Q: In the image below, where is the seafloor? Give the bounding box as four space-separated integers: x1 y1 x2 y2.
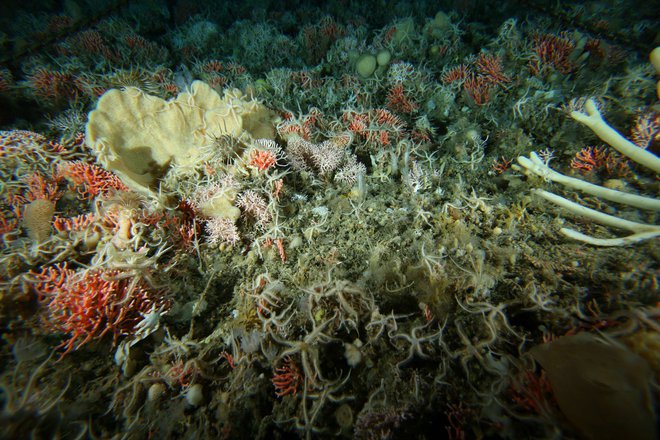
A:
0 1 658 439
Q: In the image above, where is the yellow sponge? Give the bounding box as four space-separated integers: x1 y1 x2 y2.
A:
86 81 275 195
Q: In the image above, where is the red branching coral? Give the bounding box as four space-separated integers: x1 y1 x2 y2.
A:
32 263 168 356
271 356 303 397
27 68 81 106
60 161 128 199
386 83 419 114
530 33 576 75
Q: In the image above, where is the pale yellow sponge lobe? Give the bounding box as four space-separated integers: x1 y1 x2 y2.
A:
86 81 276 195
650 47 660 99
650 46 660 74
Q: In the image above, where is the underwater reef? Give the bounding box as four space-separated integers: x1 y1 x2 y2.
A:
0 1 658 439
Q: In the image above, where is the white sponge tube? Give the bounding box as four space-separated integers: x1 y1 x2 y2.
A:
570 99 660 173
516 152 660 211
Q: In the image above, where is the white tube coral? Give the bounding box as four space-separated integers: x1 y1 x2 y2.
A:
570 99 660 173
515 111 659 246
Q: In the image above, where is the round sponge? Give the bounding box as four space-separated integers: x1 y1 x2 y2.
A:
356 54 377 78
